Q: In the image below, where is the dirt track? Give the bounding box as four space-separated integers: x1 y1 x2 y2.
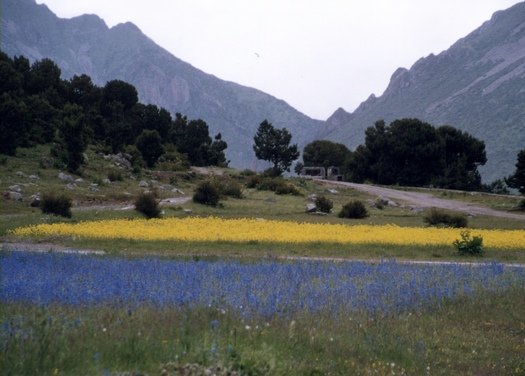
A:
324 181 525 221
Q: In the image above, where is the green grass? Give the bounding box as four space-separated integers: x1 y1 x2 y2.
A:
2 287 524 375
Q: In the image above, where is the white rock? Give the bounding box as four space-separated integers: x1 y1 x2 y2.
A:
139 180 149 188
9 184 22 192
58 172 74 182
306 203 317 212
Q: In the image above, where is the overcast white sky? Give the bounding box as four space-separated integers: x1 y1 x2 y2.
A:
37 0 522 120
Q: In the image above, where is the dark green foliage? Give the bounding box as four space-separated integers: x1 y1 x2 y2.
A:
453 230 484 256
423 208 468 228
123 145 145 169
253 120 300 176
0 51 228 169
169 114 228 167
0 93 29 155
41 193 72 218
107 170 124 182
57 104 88 173
274 181 300 195
302 140 350 169
193 181 221 206
346 119 486 190
338 200 369 219
506 149 525 194
516 199 525 211
215 177 244 198
134 192 161 219
315 195 333 213
135 129 164 168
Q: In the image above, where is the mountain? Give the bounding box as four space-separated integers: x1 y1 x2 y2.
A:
320 2 525 182
0 0 323 168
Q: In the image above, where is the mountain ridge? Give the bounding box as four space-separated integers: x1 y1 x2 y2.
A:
320 2 525 182
1 0 323 168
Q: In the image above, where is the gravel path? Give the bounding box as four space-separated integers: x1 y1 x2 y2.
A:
324 181 525 221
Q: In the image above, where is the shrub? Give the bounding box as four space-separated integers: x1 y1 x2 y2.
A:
193 180 220 206
134 192 161 218
423 208 467 228
453 230 484 256
274 181 300 195
107 170 123 182
245 174 262 189
516 199 525 211
41 193 72 218
315 195 333 213
338 200 368 219
217 178 243 198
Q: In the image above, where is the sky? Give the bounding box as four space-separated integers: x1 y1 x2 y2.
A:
36 0 522 120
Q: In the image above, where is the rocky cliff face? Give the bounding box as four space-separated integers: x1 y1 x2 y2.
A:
1 0 323 168
320 2 525 182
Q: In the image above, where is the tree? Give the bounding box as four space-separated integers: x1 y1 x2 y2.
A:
57 104 88 173
345 118 486 189
302 140 350 169
136 129 164 168
101 79 138 113
0 93 29 155
506 149 525 194
253 120 299 176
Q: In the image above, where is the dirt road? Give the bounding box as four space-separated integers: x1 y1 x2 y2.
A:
324 181 525 221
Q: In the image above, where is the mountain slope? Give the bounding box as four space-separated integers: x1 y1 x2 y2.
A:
1 0 323 168
321 2 525 182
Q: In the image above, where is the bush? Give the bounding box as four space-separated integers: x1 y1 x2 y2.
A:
315 195 333 213
107 170 123 182
217 178 243 198
274 182 301 195
423 208 467 228
193 180 220 206
338 200 368 219
41 193 72 218
516 199 525 211
245 174 262 189
134 192 161 218
453 230 484 256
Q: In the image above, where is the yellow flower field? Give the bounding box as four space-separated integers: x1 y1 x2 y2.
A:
10 217 525 249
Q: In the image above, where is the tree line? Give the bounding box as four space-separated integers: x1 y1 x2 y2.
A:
0 51 228 172
253 118 524 194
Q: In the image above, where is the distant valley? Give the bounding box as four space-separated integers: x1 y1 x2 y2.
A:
2 0 524 181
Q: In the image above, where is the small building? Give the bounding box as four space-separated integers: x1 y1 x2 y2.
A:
300 166 343 181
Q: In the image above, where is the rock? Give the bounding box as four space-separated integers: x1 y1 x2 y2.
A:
102 178 111 184
15 171 26 177
183 209 193 214
307 194 318 202
410 206 424 214
28 175 40 180
5 191 23 201
306 203 317 212
171 188 185 194
75 178 84 183
326 188 338 194
367 199 377 208
8 184 22 193
65 183 77 190
58 172 74 182
139 180 149 188
89 185 99 192
29 193 41 207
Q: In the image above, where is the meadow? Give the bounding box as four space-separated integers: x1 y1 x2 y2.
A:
2 251 525 375
2 146 525 374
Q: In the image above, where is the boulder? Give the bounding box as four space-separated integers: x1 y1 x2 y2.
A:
5 191 23 201
15 171 26 178
58 172 74 182
28 174 40 180
307 194 318 202
65 183 77 190
306 203 317 212
29 193 41 207
8 184 22 192
326 188 338 194
102 178 111 185
139 180 149 188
